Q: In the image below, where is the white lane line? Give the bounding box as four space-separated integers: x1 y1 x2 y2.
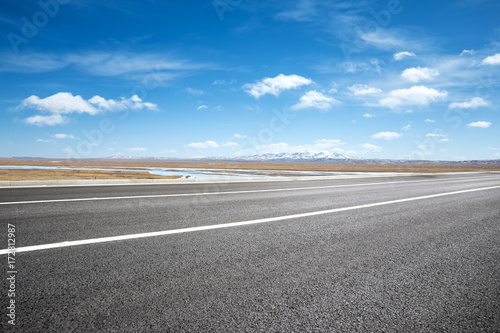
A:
2 184 499 255
1 176 499 206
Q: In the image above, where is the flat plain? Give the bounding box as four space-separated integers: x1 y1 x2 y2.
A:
1 158 500 181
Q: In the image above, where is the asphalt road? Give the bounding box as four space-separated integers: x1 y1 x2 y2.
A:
1 173 500 332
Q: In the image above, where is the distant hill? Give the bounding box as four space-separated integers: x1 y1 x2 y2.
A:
108 152 500 166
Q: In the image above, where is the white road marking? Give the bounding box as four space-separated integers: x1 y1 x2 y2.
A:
1 175 498 206
1 184 499 255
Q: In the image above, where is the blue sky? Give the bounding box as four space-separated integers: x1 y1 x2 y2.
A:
1 0 499 160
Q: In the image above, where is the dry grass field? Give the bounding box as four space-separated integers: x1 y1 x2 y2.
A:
0 159 500 181
0 168 181 181
0 158 499 181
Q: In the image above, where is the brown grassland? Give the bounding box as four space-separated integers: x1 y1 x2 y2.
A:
0 158 499 181
0 168 181 181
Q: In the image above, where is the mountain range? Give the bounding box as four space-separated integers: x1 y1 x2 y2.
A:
108 151 500 165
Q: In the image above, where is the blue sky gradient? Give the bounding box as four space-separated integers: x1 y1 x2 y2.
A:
1 0 499 160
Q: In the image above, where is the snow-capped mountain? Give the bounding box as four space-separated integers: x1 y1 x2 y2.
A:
237 151 356 161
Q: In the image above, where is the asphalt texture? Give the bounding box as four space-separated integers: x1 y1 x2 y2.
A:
1 173 500 332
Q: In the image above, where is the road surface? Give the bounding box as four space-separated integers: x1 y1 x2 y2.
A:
1 173 500 332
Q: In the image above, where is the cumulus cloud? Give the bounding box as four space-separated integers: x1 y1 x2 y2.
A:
379 85 448 109
128 147 147 152
348 84 382 95
243 74 312 98
292 90 338 110
460 49 474 56
19 92 157 126
481 53 500 65
394 51 416 61
467 121 491 128
89 95 157 111
233 133 247 139
360 143 382 152
24 114 67 126
363 113 375 118
187 141 220 149
371 132 401 140
449 97 490 109
401 67 439 83
425 132 449 143
21 92 98 115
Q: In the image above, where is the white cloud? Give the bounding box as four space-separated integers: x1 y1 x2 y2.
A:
52 134 76 139
24 114 67 126
292 90 338 110
197 105 208 110
36 139 52 143
425 119 436 123
394 51 416 61
233 133 247 139
222 141 238 147
20 92 157 126
21 92 98 115
460 49 474 56
348 84 382 95
481 53 500 65
128 147 147 152
363 113 375 118
213 79 236 85
253 139 345 154
371 132 401 140
426 133 447 137
187 141 220 149
243 74 312 98
313 139 345 149
360 143 382 152
360 30 406 49
379 85 448 109
89 95 157 111
186 88 204 96
401 124 411 131
448 97 490 109
467 121 491 128
65 51 202 77
255 143 290 153
401 67 439 83
275 0 317 22
343 62 357 73
0 51 206 87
